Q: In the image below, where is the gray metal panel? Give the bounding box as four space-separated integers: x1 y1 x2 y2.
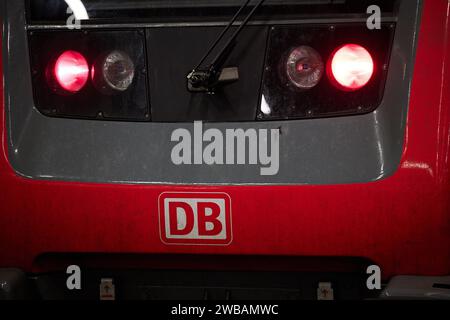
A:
381 276 450 300
0 269 28 300
2 0 422 185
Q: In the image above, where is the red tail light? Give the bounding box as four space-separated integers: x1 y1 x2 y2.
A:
328 44 374 91
31 31 149 121
53 50 89 93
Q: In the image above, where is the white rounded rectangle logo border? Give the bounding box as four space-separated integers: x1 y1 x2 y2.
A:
158 192 233 246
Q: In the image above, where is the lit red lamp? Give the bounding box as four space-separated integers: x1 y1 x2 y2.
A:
53 50 90 93
328 44 374 91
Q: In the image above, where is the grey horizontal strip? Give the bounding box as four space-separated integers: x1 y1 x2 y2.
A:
432 283 450 290
26 17 397 30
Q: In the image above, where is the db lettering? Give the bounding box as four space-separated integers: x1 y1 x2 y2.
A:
159 192 232 245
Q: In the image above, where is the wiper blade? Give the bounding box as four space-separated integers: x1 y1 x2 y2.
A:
191 0 252 74
187 0 266 93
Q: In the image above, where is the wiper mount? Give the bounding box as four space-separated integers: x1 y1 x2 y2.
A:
187 0 266 93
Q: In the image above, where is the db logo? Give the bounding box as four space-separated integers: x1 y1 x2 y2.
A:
158 192 233 245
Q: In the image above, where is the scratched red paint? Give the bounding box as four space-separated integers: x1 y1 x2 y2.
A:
0 0 449 279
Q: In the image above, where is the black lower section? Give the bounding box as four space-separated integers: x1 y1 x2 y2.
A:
29 269 379 300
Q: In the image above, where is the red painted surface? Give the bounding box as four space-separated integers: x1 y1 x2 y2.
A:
0 0 449 280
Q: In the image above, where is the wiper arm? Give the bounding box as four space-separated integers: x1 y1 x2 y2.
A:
187 0 266 93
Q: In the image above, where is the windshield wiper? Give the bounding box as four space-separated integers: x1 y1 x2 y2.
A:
187 0 266 93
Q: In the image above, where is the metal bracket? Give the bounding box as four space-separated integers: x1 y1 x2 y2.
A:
187 67 239 93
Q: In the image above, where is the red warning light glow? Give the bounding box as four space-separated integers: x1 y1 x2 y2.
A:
329 44 374 91
53 51 89 93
